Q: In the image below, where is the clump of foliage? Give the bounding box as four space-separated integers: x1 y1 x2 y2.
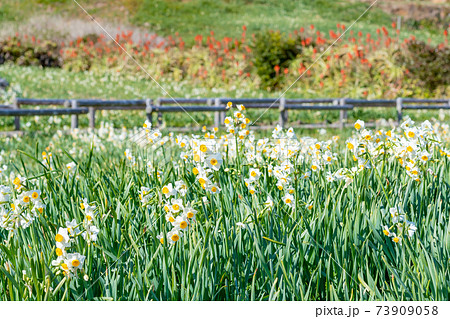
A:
0 37 62 68
251 30 303 89
399 41 450 91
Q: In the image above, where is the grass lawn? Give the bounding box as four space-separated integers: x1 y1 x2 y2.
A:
0 0 446 44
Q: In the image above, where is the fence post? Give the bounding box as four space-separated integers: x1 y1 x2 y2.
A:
212 98 220 128
88 107 95 129
71 100 78 129
219 98 226 125
279 97 287 128
339 98 347 129
12 98 20 131
145 98 153 126
156 98 162 128
396 97 403 124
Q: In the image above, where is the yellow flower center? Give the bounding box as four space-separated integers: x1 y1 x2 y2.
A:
200 145 207 152
173 204 180 211
210 158 218 166
194 154 200 162
55 234 64 242
285 198 292 204
32 192 39 199
56 248 63 256
347 143 354 150
187 211 194 218
61 263 68 270
251 171 257 177
160 237 164 244
354 123 361 130
162 187 169 194
180 221 188 229
393 237 399 243
211 187 217 193
382 230 389 236
171 234 180 242
23 196 30 203
72 259 80 267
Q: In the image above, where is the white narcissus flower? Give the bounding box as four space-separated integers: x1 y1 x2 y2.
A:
406 221 417 238
354 119 365 131
66 162 77 174
286 127 296 139
249 168 261 181
247 185 256 195
326 172 335 182
205 153 223 171
65 252 86 273
282 193 295 208
175 180 188 196
382 225 391 237
157 232 165 244
207 183 221 194
165 212 175 223
183 204 197 220
161 183 177 198
391 233 402 245
167 229 182 244
65 219 80 236
55 227 71 248
82 224 99 242
139 186 152 205
302 170 311 179
172 215 189 230
264 197 274 208
170 198 184 214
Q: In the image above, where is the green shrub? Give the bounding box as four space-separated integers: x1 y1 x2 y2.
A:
0 37 62 68
251 30 302 89
399 41 450 91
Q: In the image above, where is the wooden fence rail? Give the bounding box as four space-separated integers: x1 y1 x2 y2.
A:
0 97 448 132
